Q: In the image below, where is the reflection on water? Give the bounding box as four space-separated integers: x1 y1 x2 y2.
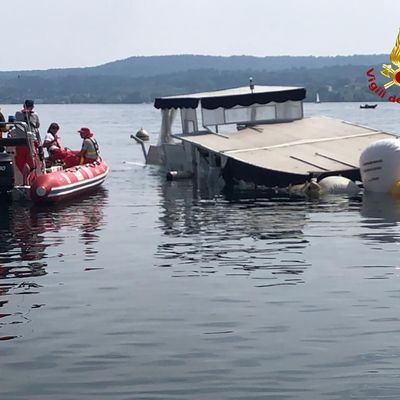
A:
359 192 400 244
3 104 400 399
361 192 400 222
157 179 400 281
157 180 312 285
0 204 50 288
0 188 108 341
0 188 108 266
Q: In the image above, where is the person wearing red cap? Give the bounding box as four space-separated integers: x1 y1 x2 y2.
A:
75 127 99 165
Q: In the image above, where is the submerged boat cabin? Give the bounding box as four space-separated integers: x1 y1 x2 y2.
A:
149 85 394 188
154 85 305 135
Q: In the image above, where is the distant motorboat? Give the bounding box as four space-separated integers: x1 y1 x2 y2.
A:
360 104 378 109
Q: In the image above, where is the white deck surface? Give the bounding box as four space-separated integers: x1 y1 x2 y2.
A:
178 117 396 174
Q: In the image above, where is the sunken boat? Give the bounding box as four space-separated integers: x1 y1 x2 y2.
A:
146 83 394 188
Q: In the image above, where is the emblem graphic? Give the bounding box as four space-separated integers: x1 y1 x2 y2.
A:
381 30 400 89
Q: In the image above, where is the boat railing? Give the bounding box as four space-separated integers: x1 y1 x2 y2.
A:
1 121 39 157
0 121 45 180
0 137 29 147
0 121 34 140
130 134 148 162
0 121 32 150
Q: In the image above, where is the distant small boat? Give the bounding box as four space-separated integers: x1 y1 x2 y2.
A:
360 104 378 109
315 92 320 104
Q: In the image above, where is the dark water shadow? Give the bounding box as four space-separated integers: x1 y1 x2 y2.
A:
154 176 369 286
155 179 316 283
0 188 109 340
0 187 108 281
361 192 400 222
359 192 400 244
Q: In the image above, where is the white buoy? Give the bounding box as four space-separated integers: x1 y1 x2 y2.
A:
287 176 360 196
318 176 360 194
360 138 400 194
136 127 149 141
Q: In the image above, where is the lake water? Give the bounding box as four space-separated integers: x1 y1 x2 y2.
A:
1 102 400 399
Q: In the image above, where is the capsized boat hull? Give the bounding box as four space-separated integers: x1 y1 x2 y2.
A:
178 116 394 188
30 159 109 204
222 157 361 188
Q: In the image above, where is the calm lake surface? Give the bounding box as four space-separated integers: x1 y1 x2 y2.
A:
1 102 400 399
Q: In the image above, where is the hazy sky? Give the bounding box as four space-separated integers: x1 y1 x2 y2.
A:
2 0 400 71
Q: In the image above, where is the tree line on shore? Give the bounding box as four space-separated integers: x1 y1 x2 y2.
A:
0 54 388 104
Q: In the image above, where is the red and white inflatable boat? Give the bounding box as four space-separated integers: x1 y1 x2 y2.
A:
0 122 109 204
30 159 109 203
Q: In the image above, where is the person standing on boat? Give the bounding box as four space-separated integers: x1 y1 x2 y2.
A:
0 107 11 152
7 100 43 183
76 127 99 164
0 108 10 136
15 99 41 143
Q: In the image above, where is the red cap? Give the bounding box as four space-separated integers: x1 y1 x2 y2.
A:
78 127 93 137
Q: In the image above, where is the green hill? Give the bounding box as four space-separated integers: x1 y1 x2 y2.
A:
0 54 388 103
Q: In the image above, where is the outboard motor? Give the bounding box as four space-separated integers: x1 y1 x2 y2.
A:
0 152 14 194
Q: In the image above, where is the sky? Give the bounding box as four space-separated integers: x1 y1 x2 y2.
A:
2 0 400 71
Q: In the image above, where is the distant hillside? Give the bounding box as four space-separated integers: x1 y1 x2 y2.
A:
86 54 388 78
0 54 387 78
0 54 388 103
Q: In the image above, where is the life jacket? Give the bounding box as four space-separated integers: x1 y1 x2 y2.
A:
20 110 39 130
47 132 62 152
17 110 41 144
81 137 99 163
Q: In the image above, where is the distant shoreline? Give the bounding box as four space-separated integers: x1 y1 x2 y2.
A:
0 54 388 104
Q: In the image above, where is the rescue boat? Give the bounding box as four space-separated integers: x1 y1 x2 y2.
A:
0 121 109 204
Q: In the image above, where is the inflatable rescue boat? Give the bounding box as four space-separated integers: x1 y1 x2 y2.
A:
0 121 108 204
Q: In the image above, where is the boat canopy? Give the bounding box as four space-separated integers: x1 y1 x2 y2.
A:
154 86 306 110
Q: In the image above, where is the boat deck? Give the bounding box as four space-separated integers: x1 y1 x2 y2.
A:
177 116 395 176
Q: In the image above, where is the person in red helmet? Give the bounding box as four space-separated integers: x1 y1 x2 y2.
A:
75 127 99 165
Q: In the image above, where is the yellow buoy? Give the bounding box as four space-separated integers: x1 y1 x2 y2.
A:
389 181 400 197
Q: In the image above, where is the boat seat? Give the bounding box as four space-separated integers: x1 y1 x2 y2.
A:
46 165 63 173
45 158 64 169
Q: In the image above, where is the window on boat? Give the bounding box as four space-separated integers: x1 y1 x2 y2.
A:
201 101 303 131
276 101 303 120
180 108 198 134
